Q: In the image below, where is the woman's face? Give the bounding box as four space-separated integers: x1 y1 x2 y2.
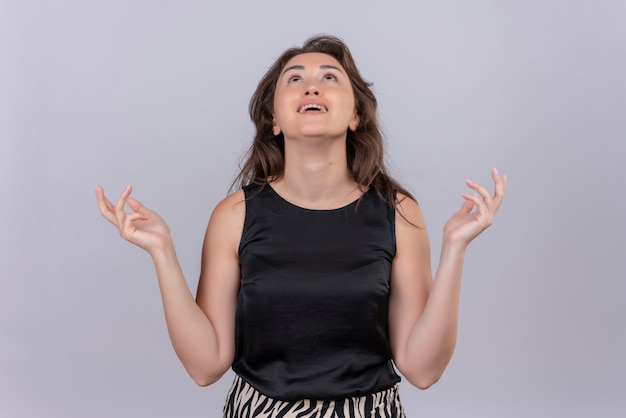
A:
272 52 359 140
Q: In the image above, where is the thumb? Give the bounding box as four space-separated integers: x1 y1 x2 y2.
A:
127 196 149 214
458 198 475 215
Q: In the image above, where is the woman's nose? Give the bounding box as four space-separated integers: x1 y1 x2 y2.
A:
305 85 319 95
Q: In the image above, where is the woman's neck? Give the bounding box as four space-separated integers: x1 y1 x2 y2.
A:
271 137 361 210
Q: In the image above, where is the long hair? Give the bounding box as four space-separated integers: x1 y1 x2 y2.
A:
233 35 414 206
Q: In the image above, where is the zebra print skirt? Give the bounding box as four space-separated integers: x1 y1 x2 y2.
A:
223 374 406 418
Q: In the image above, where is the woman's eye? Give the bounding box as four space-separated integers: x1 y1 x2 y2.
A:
288 75 302 83
324 73 337 81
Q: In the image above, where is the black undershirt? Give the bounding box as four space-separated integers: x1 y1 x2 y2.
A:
233 183 401 401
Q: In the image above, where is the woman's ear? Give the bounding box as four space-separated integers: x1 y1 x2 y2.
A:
272 119 281 136
348 113 360 132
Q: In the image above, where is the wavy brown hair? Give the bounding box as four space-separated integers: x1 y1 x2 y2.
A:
233 35 414 207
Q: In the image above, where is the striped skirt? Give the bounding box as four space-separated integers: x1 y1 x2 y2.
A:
223 374 406 418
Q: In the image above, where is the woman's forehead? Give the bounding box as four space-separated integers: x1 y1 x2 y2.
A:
281 52 344 72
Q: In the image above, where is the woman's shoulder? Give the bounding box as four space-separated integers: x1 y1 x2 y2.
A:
393 191 424 228
209 189 246 227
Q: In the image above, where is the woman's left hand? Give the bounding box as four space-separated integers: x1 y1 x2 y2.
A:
443 168 506 250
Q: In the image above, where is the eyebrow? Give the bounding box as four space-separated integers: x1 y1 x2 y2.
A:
281 64 345 77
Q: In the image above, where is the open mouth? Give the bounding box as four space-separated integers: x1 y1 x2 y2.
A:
298 103 328 113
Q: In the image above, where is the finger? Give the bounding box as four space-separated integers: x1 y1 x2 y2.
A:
461 192 484 211
95 185 118 225
457 196 476 215
125 211 149 224
491 167 500 183
465 180 492 205
114 184 133 225
118 206 152 240
462 192 494 227
127 196 149 216
492 168 506 209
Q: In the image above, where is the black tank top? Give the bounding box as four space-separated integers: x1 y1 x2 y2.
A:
233 183 401 401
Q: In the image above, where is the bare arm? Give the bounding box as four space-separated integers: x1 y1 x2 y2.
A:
389 169 506 389
95 185 243 386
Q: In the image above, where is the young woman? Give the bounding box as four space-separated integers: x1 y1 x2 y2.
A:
96 35 506 417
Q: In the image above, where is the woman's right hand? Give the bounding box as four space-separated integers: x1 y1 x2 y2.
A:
95 184 172 255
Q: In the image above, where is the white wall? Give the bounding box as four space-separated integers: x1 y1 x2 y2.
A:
1 0 625 416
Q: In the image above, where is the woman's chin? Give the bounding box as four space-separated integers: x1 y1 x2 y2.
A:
284 127 347 141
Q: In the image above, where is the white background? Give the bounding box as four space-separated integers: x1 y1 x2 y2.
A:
1 0 625 416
